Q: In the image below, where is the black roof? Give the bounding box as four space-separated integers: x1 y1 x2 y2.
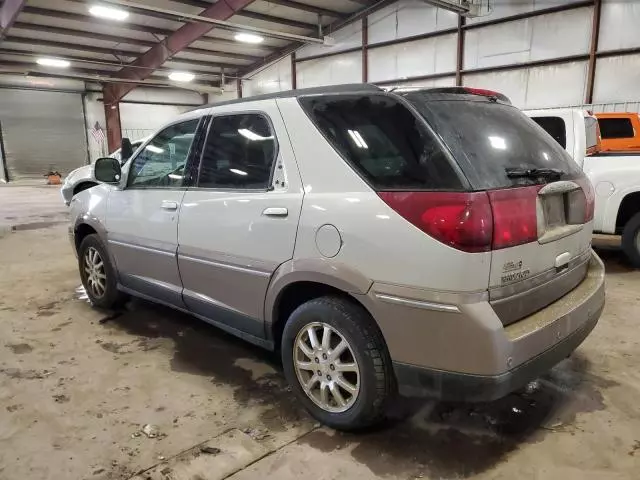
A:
199 83 383 110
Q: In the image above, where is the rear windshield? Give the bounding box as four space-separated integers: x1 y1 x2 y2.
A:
405 94 583 189
298 94 464 191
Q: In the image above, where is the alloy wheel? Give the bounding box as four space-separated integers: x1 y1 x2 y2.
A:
293 322 360 413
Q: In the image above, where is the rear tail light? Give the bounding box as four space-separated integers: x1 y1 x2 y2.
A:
574 177 595 222
377 192 493 252
378 186 541 252
487 186 540 249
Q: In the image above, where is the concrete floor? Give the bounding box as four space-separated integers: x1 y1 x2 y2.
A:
1 186 639 480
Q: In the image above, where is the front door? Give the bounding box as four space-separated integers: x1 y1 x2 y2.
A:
177 102 303 339
106 117 201 307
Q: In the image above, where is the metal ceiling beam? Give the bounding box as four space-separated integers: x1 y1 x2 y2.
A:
235 10 315 30
5 36 140 58
4 37 241 71
15 19 261 61
21 6 271 55
12 21 157 47
99 0 324 43
0 0 26 40
0 48 228 79
263 0 343 18
145 0 327 27
104 0 256 103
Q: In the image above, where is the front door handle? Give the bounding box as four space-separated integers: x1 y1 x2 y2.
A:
161 200 178 211
262 207 288 217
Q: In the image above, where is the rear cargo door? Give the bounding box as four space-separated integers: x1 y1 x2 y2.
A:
407 95 593 322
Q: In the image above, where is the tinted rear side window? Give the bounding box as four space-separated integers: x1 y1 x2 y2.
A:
598 118 634 139
530 116 566 149
299 95 464 191
406 95 582 190
198 114 276 189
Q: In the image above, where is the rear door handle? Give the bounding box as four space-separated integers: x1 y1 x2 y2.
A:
161 200 178 211
262 207 288 217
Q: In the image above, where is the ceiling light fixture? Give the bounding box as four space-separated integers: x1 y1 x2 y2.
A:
168 71 195 82
36 58 71 68
89 5 129 21
234 33 264 44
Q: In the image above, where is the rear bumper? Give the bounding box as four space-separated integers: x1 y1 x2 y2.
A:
357 250 605 402
392 303 601 401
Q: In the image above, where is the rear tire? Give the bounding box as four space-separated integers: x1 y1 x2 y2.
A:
78 234 127 309
281 296 395 431
621 212 640 268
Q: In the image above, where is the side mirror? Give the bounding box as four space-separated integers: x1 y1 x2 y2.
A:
94 157 122 184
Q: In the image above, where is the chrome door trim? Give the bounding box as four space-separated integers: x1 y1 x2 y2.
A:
108 240 176 257
374 293 460 313
179 254 271 277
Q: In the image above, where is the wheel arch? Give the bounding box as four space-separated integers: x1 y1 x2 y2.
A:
265 260 374 349
615 191 640 233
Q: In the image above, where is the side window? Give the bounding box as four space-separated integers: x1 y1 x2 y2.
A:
128 119 199 188
299 95 462 190
530 116 567 149
198 114 276 189
598 118 634 139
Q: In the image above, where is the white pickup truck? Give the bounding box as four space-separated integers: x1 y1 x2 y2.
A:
526 108 640 266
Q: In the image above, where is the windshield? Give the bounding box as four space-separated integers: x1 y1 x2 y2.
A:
405 95 583 190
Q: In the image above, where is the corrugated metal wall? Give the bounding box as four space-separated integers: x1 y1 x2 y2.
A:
0 89 88 179
243 0 640 112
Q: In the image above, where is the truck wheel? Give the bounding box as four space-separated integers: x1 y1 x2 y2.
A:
622 212 640 268
281 296 395 431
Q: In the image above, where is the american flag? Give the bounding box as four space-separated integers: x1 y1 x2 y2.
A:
90 122 105 144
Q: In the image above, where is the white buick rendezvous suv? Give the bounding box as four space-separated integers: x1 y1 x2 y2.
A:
68 84 605 430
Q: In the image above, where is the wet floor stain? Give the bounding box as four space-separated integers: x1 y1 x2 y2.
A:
98 298 308 431
6 343 33 354
84 297 619 478
300 355 617 478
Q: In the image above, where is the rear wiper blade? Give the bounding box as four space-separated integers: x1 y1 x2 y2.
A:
505 167 565 179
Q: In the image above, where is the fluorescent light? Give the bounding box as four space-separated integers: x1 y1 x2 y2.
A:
168 71 195 82
145 145 164 154
348 129 368 149
488 136 507 150
238 128 273 141
36 58 70 68
89 5 129 21
230 168 248 176
235 33 264 44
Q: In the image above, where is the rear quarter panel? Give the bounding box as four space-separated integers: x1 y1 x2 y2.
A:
276 97 491 293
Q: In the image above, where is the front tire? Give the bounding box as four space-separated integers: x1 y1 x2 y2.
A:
281 296 395 431
78 234 127 309
622 212 640 268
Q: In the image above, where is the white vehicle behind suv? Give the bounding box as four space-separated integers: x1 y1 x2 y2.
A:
526 109 640 265
69 85 605 430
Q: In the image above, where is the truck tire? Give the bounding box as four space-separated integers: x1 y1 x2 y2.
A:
281 296 395 431
622 212 640 268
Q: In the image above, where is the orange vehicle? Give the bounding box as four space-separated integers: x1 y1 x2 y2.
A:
595 113 640 152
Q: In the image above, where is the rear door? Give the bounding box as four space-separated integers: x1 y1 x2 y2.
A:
177 101 303 338
407 95 594 323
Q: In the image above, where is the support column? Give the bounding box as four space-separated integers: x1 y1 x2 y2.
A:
362 16 369 83
103 88 122 154
236 77 243 99
455 15 465 86
585 0 602 104
291 52 297 89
